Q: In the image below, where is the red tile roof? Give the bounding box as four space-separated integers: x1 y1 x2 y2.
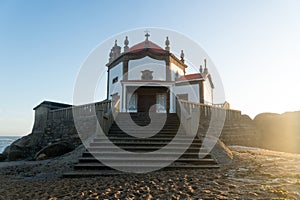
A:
178 73 203 81
121 80 174 83
128 40 166 53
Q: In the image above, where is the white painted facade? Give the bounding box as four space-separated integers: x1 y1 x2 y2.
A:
173 84 200 103
170 63 184 81
106 38 214 113
203 80 213 105
108 62 122 100
128 57 166 81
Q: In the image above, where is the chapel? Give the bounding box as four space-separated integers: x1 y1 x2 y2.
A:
106 33 214 113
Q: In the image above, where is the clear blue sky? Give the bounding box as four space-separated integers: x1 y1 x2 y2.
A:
0 0 299 136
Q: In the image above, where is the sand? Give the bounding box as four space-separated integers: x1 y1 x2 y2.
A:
0 146 300 199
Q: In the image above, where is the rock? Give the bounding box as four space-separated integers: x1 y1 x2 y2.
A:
3 133 43 161
254 112 280 122
212 139 233 164
7 150 26 161
0 153 6 161
254 111 300 153
199 135 233 164
34 141 75 160
36 153 47 160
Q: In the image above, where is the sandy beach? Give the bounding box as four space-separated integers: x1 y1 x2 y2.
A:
0 146 299 199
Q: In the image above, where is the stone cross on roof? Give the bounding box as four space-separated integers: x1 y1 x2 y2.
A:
144 30 150 41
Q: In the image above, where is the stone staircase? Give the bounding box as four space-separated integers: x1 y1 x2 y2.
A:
63 113 218 177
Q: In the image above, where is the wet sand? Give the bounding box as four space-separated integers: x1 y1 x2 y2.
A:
0 146 299 199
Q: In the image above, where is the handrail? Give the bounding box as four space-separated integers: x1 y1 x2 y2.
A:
179 99 239 112
178 99 241 120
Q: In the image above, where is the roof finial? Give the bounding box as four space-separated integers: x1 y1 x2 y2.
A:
165 36 170 51
111 40 121 60
180 50 185 63
200 65 203 73
203 58 208 74
144 30 150 48
144 30 150 41
109 49 113 63
124 36 129 52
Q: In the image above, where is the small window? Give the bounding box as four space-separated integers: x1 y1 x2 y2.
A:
112 77 118 84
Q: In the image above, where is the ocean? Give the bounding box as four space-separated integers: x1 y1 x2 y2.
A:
0 136 20 153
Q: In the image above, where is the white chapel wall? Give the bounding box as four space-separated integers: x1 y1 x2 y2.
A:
108 62 123 100
174 84 199 103
128 57 166 80
170 63 184 81
203 80 213 104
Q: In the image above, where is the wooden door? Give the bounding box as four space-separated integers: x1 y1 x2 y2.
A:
138 94 156 112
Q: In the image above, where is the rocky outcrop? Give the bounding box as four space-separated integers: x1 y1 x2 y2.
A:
211 139 233 164
198 113 261 148
2 101 81 161
3 128 81 161
199 135 233 164
34 141 75 160
220 114 261 147
2 100 112 161
0 153 6 161
254 111 300 153
3 133 44 161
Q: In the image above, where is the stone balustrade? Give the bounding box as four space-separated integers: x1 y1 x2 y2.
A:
47 100 113 135
178 99 241 120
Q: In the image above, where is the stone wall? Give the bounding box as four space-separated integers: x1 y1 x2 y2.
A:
178 100 261 148
41 100 114 147
3 99 263 161
220 115 261 147
2 100 113 161
4 98 299 161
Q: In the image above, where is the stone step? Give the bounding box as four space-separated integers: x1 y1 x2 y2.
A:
116 119 180 121
106 133 182 138
107 132 181 136
73 161 217 170
104 135 189 139
87 146 207 153
93 137 201 142
110 125 179 131
114 119 180 122
116 114 178 118
112 119 180 123
109 127 180 131
114 116 179 119
117 113 178 116
113 120 180 124
81 152 212 159
78 157 215 164
106 133 186 138
112 123 179 126
89 142 203 148
64 112 219 178
107 131 181 135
